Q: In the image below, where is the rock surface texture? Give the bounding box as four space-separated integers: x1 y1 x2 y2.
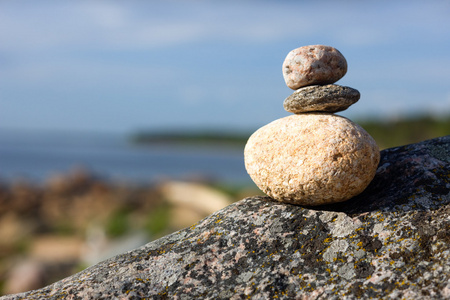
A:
244 113 380 205
282 45 347 90
2 136 449 299
283 84 360 113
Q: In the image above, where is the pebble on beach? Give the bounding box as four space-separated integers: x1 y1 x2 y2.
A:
282 45 347 90
283 84 360 114
244 114 380 206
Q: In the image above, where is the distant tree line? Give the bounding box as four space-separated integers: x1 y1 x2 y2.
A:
358 115 450 149
130 114 450 150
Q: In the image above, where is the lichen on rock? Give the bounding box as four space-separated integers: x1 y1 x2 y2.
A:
1 136 449 300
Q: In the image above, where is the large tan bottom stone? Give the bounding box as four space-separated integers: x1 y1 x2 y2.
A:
244 113 380 205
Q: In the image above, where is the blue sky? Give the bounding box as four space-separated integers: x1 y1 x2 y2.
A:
1 0 450 134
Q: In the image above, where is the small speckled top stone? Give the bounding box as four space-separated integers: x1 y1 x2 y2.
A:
284 84 360 113
244 113 380 206
282 45 347 90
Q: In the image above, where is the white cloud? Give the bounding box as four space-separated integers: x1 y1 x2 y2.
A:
1 1 450 132
0 1 322 52
179 85 208 105
1 1 449 52
77 2 129 29
0 56 184 97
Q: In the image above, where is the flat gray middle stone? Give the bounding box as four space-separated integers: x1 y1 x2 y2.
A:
283 84 360 113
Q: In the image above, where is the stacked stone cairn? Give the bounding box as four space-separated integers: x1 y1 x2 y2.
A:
244 45 380 206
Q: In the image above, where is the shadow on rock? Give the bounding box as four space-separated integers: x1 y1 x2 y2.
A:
317 136 450 215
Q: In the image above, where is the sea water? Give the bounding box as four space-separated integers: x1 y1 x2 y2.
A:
0 129 251 185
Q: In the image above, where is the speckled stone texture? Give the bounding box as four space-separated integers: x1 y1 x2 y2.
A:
2 136 450 300
244 113 380 205
284 84 360 113
283 45 347 90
